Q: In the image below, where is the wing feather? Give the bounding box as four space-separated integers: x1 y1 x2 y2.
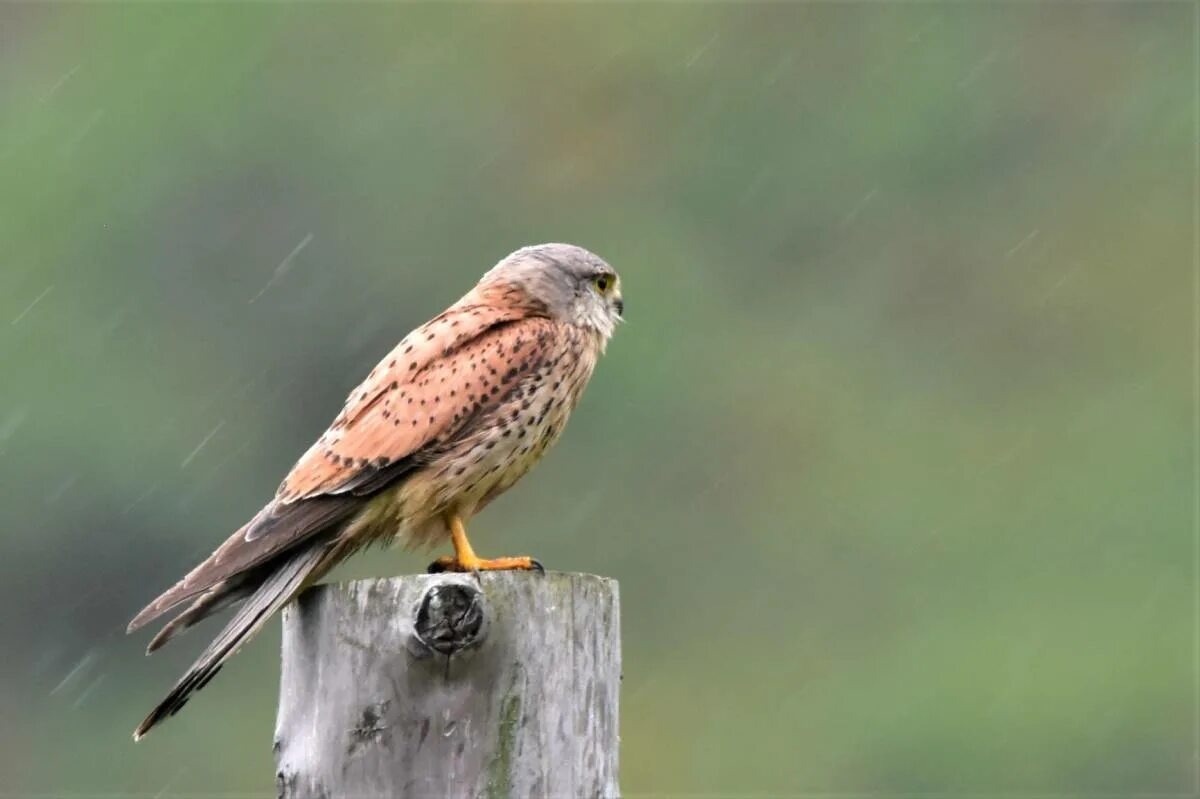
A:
275 287 554 502
126 496 358 632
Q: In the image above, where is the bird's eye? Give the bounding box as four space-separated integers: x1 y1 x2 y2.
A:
593 274 612 293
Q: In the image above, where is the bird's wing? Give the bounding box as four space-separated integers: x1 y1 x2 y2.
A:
129 293 559 633
275 288 554 502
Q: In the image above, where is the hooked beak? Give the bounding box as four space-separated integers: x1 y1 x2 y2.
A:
614 297 625 319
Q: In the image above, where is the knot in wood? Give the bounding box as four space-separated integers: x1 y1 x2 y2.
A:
413 581 486 656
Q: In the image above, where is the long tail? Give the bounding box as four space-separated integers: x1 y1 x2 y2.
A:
132 543 328 740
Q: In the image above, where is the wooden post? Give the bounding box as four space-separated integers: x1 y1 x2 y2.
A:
273 572 620 798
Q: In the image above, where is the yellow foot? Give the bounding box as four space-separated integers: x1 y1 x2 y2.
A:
427 555 544 574
432 512 544 575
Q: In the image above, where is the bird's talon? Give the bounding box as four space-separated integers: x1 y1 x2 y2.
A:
426 556 455 574
425 554 542 574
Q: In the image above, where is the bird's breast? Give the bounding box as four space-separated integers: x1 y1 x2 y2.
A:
427 340 596 516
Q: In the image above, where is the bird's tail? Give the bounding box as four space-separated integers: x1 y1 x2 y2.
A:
132 543 328 741
145 579 256 654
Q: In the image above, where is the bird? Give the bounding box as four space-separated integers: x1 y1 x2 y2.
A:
126 243 623 740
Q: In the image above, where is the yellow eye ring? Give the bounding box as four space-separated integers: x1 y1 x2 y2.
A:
593 274 613 293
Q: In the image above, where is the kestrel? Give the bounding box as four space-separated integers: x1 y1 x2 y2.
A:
127 243 623 740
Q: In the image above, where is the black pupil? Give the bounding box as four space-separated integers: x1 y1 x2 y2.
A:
597 276 608 290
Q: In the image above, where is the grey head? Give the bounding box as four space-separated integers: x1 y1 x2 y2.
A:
482 243 624 340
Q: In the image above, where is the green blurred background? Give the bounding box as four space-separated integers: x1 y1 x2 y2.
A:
0 2 1193 795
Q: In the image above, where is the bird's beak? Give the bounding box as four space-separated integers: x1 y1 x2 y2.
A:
614 297 625 319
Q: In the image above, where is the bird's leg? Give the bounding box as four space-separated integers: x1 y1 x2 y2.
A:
427 512 543 574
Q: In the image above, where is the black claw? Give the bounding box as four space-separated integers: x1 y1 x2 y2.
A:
426 560 448 574
530 559 545 575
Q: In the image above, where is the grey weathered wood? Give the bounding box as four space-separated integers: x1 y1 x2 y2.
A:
274 572 620 799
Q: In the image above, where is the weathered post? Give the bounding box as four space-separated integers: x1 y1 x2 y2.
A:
273 572 620 798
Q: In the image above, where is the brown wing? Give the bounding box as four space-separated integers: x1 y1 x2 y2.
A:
129 284 556 633
274 283 549 502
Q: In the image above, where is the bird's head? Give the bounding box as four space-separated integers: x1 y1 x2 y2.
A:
481 243 624 342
